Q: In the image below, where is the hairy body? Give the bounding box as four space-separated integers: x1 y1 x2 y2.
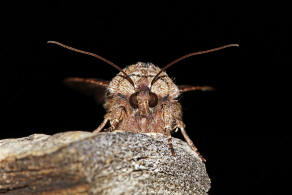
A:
102 62 183 134
94 62 200 158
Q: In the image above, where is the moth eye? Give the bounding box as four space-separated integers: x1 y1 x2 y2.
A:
148 92 158 107
129 92 138 109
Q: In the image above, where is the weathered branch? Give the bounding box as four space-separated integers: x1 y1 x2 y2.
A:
0 131 211 194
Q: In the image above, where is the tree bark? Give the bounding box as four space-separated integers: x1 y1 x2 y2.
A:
0 131 211 194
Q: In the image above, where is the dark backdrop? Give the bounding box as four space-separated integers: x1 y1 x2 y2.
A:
1 1 290 194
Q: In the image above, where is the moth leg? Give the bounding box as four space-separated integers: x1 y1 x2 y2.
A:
161 104 176 156
104 106 127 132
93 118 109 133
104 118 120 132
93 106 126 133
177 120 206 162
166 128 175 156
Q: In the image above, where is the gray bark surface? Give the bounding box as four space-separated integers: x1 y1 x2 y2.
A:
0 131 211 194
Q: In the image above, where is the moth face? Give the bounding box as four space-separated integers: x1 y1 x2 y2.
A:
108 63 180 99
129 89 158 117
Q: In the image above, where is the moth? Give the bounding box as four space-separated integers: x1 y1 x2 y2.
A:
48 41 238 162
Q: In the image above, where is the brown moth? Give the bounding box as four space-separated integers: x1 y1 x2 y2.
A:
48 41 238 162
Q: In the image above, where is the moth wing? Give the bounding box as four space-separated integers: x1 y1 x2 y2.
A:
64 77 109 103
178 85 215 93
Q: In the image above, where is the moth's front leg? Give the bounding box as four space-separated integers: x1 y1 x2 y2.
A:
93 106 126 133
161 103 177 156
161 101 206 162
176 119 206 162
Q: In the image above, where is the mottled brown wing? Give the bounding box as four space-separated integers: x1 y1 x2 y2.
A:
64 77 110 103
178 85 215 93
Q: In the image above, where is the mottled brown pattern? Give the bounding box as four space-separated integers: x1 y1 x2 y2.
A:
93 62 208 161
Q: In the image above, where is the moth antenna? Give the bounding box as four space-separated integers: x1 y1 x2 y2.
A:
151 43 239 87
47 41 135 87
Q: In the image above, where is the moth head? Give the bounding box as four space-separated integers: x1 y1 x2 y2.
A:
129 86 158 117
47 41 239 113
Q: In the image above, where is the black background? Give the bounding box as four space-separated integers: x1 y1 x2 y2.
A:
1 1 290 194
